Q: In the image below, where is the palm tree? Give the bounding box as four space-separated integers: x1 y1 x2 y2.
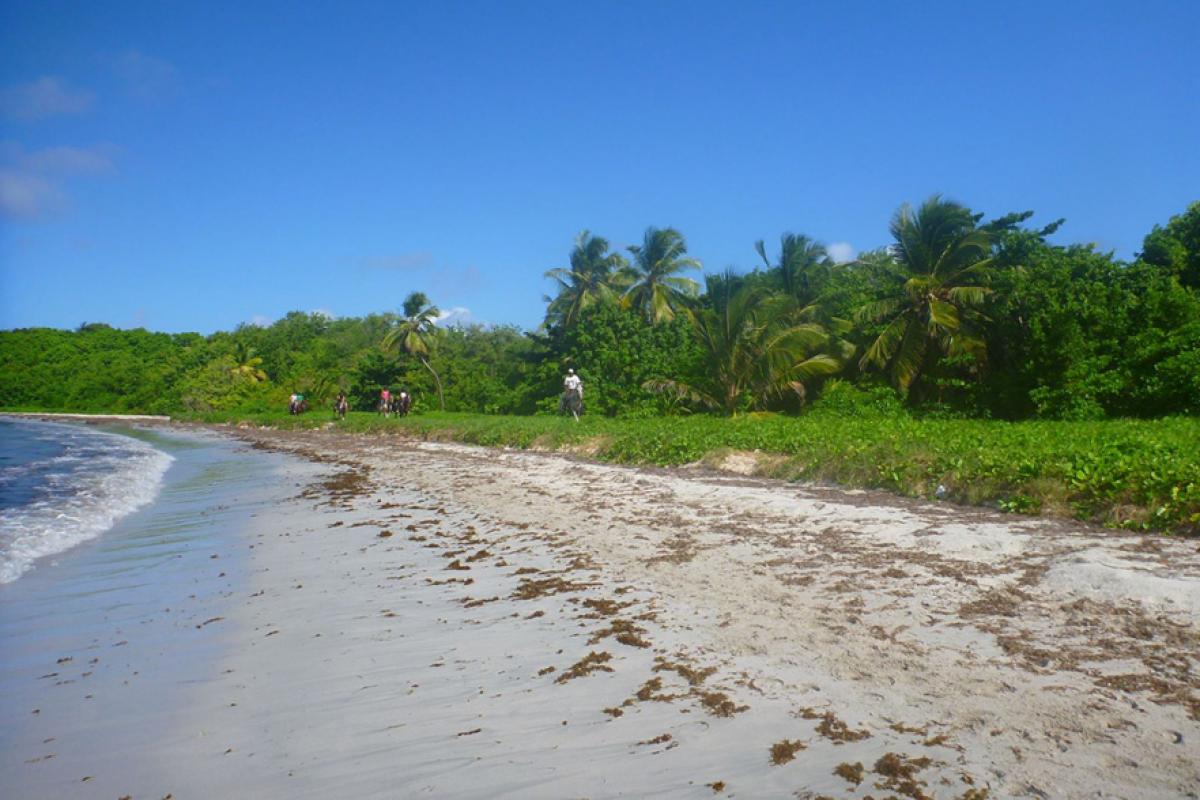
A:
754 233 831 305
383 291 445 410
229 342 267 383
623 227 701 323
543 231 628 328
645 275 845 415
857 196 994 395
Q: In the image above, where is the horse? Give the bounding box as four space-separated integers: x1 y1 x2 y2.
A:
334 395 348 420
396 392 412 416
289 397 309 415
559 387 583 421
378 395 392 417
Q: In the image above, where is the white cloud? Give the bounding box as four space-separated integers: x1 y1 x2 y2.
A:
3 142 117 175
827 242 856 264
311 308 335 320
248 315 273 327
433 306 474 327
0 143 118 220
112 51 179 100
0 76 95 121
0 170 64 218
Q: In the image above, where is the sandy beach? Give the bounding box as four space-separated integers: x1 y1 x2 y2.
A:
3 423 1198 798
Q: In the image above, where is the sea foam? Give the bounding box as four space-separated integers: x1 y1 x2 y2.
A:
0 422 174 583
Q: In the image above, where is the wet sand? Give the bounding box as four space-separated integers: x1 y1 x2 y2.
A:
3 423 1198 798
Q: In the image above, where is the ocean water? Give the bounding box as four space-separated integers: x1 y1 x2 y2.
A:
0 420 319 798
0 418 174 584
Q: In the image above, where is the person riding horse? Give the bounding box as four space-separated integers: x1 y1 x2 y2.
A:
396 390 412 416
289 392 308 415
334 392 348 420
379 387 392 416
560 369 584 420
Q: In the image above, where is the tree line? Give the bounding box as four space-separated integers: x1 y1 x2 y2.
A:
1 196 1196 419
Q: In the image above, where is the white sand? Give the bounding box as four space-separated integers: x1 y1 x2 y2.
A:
6 425 1199 798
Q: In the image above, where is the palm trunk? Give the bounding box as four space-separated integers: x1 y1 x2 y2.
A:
420 356 445 411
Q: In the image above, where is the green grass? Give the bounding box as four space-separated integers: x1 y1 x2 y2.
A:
182 408 1200 535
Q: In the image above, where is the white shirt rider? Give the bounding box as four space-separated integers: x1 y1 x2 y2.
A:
563 369 583 397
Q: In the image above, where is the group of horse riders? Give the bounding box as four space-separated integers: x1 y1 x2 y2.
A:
289 369 586 419
377 387 412 417
287 389 405 418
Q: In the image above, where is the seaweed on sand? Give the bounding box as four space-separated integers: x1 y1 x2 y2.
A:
873 753 933 799
697 690 748 717
769 739 806 765
588 618 651 648
512 575 592 600
554 651 614 684
815 711 871 743
833 762 864 785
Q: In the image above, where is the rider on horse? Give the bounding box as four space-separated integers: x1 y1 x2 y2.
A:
564 369 583 399
560 368 584 419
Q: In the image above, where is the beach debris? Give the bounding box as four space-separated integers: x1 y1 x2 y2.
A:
834 761 864 785
512 575 592 600
706 781 726 793
456 728 482 737
636 732 673 746
872 752 932 797
629 676 683 704
653 657 716 686
555 651 614 683
769 739 806 765
197 617 225 628
377 530 393 538
580 597 633 617
815 711 871 743
445 559 470 571
696 690 748 717
588 617 651 648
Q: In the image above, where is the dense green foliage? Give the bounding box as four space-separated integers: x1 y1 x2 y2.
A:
2 196 1196 421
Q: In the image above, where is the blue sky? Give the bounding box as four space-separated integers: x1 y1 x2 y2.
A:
2 0 1197 334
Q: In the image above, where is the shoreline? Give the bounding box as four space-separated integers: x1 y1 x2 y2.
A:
0 423 319 799
3 422 1198 797
1 412 173 422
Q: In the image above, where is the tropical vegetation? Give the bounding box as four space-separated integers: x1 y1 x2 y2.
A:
2 196 1197 531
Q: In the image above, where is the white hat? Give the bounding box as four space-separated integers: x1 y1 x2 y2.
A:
567 368 575 374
